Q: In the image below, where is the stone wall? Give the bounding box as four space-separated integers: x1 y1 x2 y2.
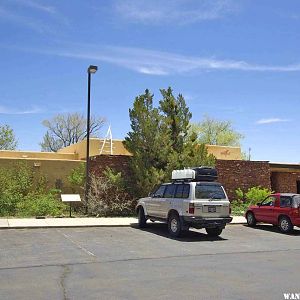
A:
90 154 135 195
90 155 132 178
216 160 271 200
90 155 273 201
271 172 300 193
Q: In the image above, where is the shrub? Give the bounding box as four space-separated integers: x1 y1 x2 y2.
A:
245 186 271 205
17 190 67 217
235 188 244 201
0 162 68 217
231 186 272 216
103 167 125 189
230 200 250 216
87 171 135 217
68 163 85 193
0 163 34 216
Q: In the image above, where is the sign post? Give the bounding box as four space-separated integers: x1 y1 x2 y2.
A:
61 194 82 217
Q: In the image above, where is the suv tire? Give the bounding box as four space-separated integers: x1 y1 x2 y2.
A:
246 212 257 227
168 213 182 238
205 227 223 237
138 207 147 228
279 216 293 233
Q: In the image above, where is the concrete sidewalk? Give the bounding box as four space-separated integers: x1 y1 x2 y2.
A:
0 216 246 229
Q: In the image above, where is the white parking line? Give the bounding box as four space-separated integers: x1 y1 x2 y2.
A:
55 229 96 258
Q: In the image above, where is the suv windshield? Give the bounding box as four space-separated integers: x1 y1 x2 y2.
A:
195 184 225 200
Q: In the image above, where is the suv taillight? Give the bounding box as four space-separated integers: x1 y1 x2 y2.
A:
229 204 232 215
189 203 195 214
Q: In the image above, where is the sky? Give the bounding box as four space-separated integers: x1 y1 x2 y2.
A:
0 0 300 163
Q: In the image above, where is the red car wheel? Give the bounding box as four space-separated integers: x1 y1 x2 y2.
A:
246 212 257 227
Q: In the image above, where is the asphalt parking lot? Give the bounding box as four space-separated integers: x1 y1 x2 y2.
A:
0 224 299 300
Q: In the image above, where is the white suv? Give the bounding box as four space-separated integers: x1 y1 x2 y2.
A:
136 167 232 238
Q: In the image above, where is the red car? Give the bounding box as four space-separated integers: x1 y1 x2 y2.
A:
245 193 300 233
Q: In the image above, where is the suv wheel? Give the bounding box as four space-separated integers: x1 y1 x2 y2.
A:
138 207 147 228
279 216 293 233
168 213 182 238
246 212 257 227
205 227 223 237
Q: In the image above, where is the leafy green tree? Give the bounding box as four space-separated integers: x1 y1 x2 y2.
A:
124 88 215 197
190 115 244 146
0 124 17 150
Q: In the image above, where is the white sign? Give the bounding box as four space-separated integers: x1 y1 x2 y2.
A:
61 194 81 202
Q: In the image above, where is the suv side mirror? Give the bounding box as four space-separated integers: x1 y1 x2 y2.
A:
148 192 153 197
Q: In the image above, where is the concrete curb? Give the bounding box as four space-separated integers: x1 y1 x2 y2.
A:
0 224 134 230
0 217 247 229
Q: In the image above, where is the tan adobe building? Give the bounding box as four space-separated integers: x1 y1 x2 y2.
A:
5 139 300 197
0 139 242 193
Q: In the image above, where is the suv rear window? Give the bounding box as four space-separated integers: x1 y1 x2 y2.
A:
195 184 225 200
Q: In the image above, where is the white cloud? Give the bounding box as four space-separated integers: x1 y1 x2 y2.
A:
32 44 300 75
113 0 238 24
256 118 291 125
0 105 42 115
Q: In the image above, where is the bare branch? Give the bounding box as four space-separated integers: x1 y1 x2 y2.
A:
40 113 106 152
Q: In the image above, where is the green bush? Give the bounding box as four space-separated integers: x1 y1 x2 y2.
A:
231 186 272 216
103 167 125 189
68 163 85 192
230 200 250 216
245 186 271 205
235 188 244 201
17 190 66 217
0 162 67 217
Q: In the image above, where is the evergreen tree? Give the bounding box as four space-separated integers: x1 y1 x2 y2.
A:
159 87 191 153
159 88 214 174
124 88 215 197
124 89 170 196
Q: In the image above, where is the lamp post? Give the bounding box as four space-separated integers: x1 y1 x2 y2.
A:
85 65 98 214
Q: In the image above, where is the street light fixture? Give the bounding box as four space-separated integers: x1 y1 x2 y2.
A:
88 65 98 74
85 65 98 214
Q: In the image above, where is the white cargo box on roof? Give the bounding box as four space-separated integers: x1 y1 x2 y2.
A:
172 169 195 180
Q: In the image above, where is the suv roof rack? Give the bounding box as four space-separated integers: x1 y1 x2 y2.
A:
171 167 218 182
